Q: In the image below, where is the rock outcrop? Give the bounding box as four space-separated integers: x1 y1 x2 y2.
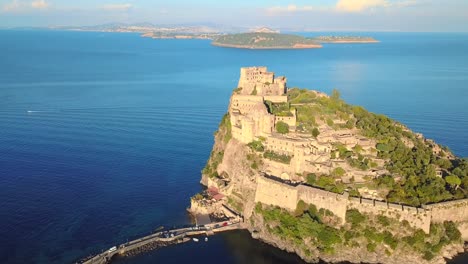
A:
196 67 468 263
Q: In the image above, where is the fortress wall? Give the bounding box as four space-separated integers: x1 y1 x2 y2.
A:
254 176 298 211
253 175 462 235
423 199 468 223
263 95 288 103
231 125 243 142
347 199 431 233
457 222 468 241
275 116 296 128
263 159 295 180
231 94 264 102
296 185 347 224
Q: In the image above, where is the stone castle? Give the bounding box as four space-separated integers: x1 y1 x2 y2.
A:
230 67 378 181
223 67 468 237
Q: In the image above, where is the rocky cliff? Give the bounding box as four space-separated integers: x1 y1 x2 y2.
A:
196 67 467 263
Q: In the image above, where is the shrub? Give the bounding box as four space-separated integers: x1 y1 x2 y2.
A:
331 167 346 177
444 221 461 241
276 121 289 134
295 200 308 216
306 173 317 185
263 151 292 164
423 251 435 260
312 127 320 138
367 243 377 252
248 140 264 152
346 209 366 227
377 215 391 227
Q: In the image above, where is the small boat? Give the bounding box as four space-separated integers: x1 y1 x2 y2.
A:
107 246 117 253
205 237 208 242
192 238 199 242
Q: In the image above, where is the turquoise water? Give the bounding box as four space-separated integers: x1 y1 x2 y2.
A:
0 30 467 263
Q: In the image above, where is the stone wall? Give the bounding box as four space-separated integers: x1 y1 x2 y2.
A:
275 115 296 129
253 176 468 235
264 95 288 103
423 199 468 224
254 176 298 211
297 185 348 224
348 197 431 233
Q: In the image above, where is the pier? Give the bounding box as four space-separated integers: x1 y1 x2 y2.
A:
77 218 243 264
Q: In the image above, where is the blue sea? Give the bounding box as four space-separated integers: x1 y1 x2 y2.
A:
0 30 467 264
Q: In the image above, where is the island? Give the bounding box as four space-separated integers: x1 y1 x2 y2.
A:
311 36 379 43
190 67 468 264
141 32 220 40
212 33 323 49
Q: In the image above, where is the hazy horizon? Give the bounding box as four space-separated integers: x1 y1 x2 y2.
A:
1 0 468 32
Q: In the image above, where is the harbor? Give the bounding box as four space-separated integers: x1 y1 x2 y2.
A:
77 200 244 264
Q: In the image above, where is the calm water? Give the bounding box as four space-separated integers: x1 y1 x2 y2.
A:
0 30 467 264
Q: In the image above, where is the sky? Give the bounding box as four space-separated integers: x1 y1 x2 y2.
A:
0 0 467 31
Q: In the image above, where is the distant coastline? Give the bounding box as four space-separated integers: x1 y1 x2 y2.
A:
312 36 379 43
211 42 322 49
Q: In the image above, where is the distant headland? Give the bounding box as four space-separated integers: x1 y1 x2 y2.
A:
212 33 323 49
40 23 379 48
312 35 379 43
212 33 379 49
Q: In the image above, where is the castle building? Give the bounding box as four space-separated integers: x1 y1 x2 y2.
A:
229 67 335 180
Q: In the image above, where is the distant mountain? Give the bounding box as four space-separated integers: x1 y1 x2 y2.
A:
49 23 223 34
249 27 280 34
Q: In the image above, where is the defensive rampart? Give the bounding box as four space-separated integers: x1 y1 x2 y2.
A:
254 176 467 235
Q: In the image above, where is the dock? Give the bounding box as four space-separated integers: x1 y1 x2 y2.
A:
77 218 243 264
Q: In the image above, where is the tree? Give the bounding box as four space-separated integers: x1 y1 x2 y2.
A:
445 175 461 188
332 167 346 177
312 127 320 138
306 173 317 185
276 121 289 134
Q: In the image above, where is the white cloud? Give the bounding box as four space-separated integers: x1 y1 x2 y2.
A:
266 4 321 15
336 0 389 12
266 1 420 15
101 3 133 11
2 0 21 12
2 0 50 12
31 0 49 9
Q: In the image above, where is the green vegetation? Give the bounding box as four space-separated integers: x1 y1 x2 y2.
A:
247 153 262 170
304 172 347 194
255 203 462 259
251 86 258 95
192 193 204 201
248 140 265 152
306 173 317 185
312 127 320 138
227 197 244 213
264 101 293 116
201 114 231 179
331 167 346 177
220 113 232 143
276 121 289 134
213 33 321 48
263 150 292 164
233 87 242 93
202 150 224 179
255 202 342 252
287 87 468 206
